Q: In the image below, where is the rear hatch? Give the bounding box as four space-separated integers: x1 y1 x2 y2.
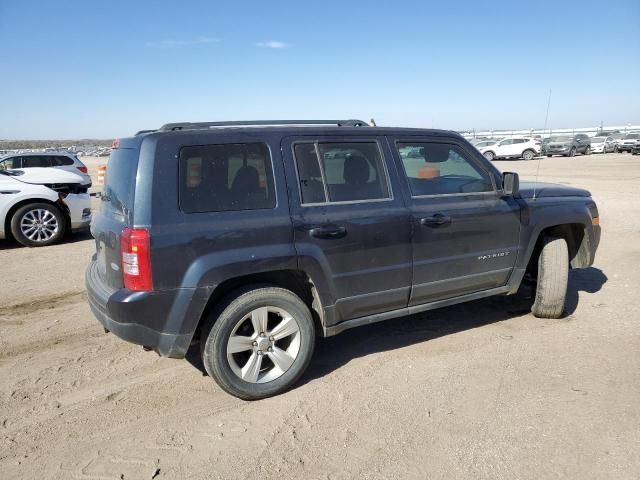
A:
91 144 140 291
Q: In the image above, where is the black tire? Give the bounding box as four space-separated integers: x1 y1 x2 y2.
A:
483 151 495 161
584 146 591 155
546 154 552 157
10 202 66 247
614 145 619 153
568 147 576 157
531 237 569 319
522 149 535 160
201 286 316 400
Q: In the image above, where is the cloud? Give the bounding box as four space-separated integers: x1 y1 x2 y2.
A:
256 41 290 49
145 36 220 48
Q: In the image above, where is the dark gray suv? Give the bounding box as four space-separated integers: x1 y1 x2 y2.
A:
86 119 600 399
544 134 592 157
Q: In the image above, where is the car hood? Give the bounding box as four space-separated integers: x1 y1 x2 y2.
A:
4 167 85 185
519 181 591 198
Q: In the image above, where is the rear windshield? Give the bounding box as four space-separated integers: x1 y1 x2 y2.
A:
104 148 138 215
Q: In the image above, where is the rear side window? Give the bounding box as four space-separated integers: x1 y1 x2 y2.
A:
397 142 493 196
52 155 74 166
22 156 52 168
294 141 390 204
179 143 275 213
104 148 139 214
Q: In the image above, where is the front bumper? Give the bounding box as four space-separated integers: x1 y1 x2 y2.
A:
545 147 571 155
85 260 196 358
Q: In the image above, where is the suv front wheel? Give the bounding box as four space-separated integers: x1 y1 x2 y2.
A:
10 202 66 247
201 286 316 400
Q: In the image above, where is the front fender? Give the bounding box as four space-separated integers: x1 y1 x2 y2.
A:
508 197 597 293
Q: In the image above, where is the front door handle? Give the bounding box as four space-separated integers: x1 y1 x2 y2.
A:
309 225 347 239
420 214 452 227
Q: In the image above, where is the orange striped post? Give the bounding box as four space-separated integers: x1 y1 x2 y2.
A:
97 165 107 186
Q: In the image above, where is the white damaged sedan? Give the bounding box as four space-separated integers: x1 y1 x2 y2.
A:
0 167 91 247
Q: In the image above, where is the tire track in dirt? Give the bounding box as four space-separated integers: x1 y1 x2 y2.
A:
0 291 84 317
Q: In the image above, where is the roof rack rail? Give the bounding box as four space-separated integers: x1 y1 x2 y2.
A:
158 119 369 131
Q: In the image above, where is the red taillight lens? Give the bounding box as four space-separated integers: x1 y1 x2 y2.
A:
120 227 153 292
76 166 88 173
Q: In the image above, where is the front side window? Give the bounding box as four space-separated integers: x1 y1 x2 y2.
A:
179 143 275 213
294 141 391 204
397 142 494 196
0 156 21 170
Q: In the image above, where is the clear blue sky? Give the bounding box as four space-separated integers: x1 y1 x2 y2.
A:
1 0 639 139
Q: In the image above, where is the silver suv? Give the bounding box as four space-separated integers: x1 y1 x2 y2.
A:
0 152 91 185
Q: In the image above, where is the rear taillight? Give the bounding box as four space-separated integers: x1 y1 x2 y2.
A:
76 166 88 173
120 227 153 291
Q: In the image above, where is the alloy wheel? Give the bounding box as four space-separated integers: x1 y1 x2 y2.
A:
20 209 59 243
226 306 301 383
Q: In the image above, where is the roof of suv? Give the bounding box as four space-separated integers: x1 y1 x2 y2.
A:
129 120 461 143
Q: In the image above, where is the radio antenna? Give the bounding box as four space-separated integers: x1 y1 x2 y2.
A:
533 89 552 199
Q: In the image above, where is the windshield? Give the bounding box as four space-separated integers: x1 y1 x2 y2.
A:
549 136 572 142
591 137 606 143
624 134 640 139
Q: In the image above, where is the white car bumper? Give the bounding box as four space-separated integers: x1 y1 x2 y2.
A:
63 193 92 231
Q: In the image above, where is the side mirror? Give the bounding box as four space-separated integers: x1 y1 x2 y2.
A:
502 172 519 197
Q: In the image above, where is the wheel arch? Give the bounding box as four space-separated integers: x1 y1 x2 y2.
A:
526 223 591 275
193 269 325 343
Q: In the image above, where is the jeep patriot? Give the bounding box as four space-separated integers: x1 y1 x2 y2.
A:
86 119 601 399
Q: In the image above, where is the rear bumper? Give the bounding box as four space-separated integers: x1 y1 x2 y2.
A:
85 260 195 358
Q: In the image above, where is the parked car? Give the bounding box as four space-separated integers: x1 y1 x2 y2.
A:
479 137 541 161
589 136 617 154
632 142 640 155
544 134 591 157
618 133 640 153
0 168 91 247
85 119 601 400
0 152 91 185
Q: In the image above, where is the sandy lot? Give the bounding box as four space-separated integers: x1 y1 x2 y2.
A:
1 153 639 480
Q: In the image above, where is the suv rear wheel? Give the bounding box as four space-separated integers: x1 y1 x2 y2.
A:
10 202 66 247
201 286 316 400
522 149 535 160
531 237 569 319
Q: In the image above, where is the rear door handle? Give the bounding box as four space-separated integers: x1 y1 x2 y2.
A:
309 225 347 239
420 214 451 227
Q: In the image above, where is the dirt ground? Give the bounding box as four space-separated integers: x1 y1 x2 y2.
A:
1 153 639 480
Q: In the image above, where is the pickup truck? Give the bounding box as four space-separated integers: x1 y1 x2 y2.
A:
85 120 601 399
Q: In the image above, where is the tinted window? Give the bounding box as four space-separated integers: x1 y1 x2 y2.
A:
104 148 139 215
513 139 527 144
0 156 21 169
294 144 327 204
293 141 390 203
22 156 51 168
179 143 275 213
397 142 493 196
500 139 513 145
52 155 74 166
